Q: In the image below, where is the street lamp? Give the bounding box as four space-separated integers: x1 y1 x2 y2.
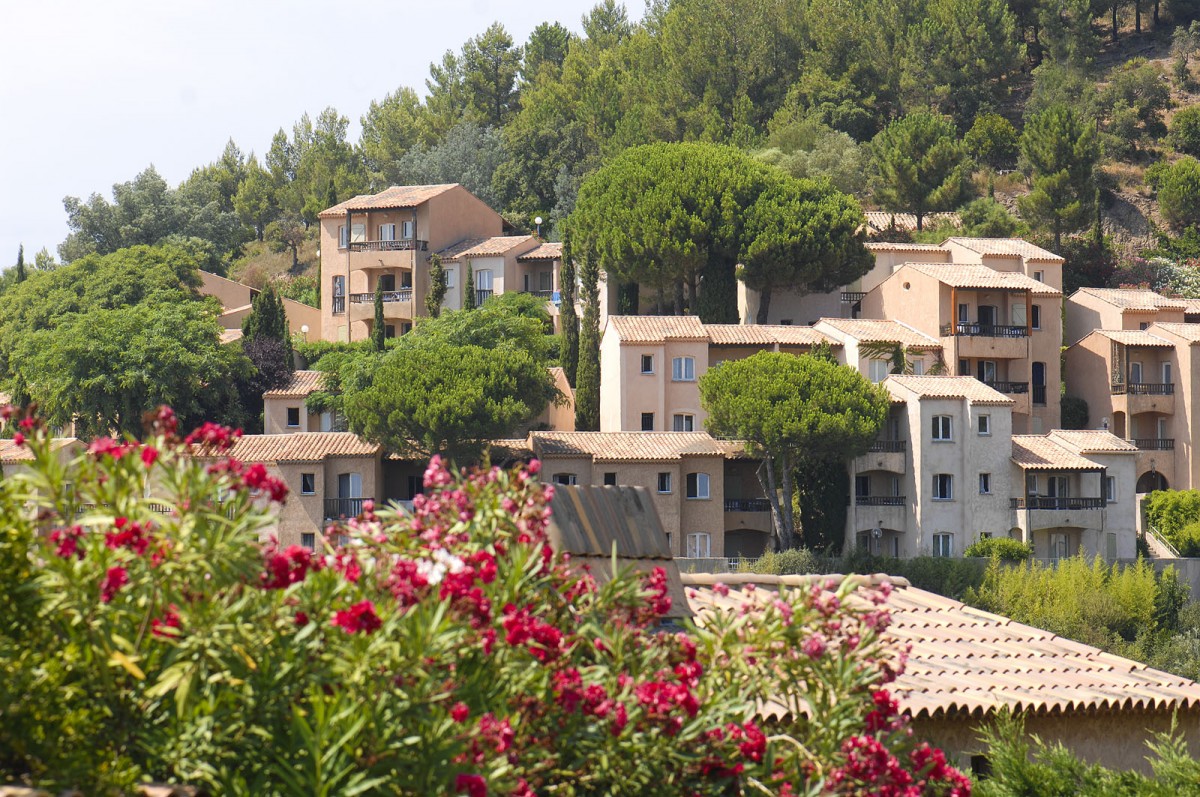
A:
300 324 309 342
534 216 543 238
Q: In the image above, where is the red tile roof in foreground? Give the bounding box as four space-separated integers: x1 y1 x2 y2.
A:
684 573 1200 720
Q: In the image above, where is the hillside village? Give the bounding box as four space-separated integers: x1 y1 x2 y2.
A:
15 0 1200 793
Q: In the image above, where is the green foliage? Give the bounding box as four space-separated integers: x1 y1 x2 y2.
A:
1048 227 1117 293
1145 489 1200 550
275 274 319 308
359 86 432 187
962 536 1034 561
1154 157 1200 231
232 156 277 241
964 113 1020 170
573 242 602 430
1108 254 1200 296
464 260 476 310
1100 59 1171 152
757 115 870 195
1170 106 1200 156
795 457 851 551
559 254 579 388
736 548 820 575
1061 395 1090 429
426 253 448 318
700 352 889 550
957 197 1027 238
870 112 973 231
371 282 386 352
264 214 307 270
1018 105 1100 248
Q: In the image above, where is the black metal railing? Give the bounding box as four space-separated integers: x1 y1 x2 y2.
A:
349 289 413 304
1011 496 1105 510
332 296 345 315
1133 438 1175 450
983 380 1029 394
347 239 428 252
475 289 493 305
940 322 1029 338
324 497 372 519
855 496 906 506
724 498 772 512
841 291 866 303
1032 385 1047 405
1111 382 1175 395
522 289 556 299
867 440 907 453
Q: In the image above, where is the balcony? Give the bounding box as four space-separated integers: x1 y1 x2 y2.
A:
1133 438 1175 450
983 380 1029 395
1011 497 1105 510
867 440 906 453
350 289 413 304
522 289 561 302
940 322 1028 338
332 296 345 315
1111 383 1174 415
325 497 372 519
475 289 493 305
1111 383 1174 395
348 239 428 252
1032 385 1047 406
855 495 906 506
724 498 771 512
841 291 866 304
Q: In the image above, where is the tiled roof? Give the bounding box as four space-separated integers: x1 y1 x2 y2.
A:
944 237 1065 262
530 432 733 462
1072 287 1187 311
438 235 538 260
864 211 961 233
0 437 78 464
318 184 458 218
1011 435 1102 470
1047 430 1139 454
606 315 708 343
263 370 324 399
684 573 1200 720
1181 298 1200 314
219 328 243 344
1093 329 1173 347
193 432 380 463
815 318 941 349
1147 322 1200 343
517 242 564 261
864 242 949 253
703 324 837 347
899 262 1061 296
884 375 1013 405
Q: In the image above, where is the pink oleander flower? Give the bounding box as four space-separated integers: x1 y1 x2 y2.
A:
331 600 381 634
100 566 128 603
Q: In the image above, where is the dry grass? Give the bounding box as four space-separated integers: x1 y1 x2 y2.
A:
230 235 319 288
1102 161 1149 192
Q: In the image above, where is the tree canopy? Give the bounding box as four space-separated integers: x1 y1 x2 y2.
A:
870 112 973 231
699 351 889 551
1018 104 1100 248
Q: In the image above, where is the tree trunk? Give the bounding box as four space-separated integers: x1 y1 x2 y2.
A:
1154 0 1159 26
1112 4 1119 43
755 285 772 325
656 284 666 315
780 453 797 550
758 456 786 553
674 280 685 316
1135 0 1141 32
915 211 924 231
290 244 299 269
256 224 264 242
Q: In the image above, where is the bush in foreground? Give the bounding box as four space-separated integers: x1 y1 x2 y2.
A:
962 537 1034 562
0 406 969 796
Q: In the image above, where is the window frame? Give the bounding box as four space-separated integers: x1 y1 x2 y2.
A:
378 223 396 242
932 473 954 501
978 414 991 436
552 473 578 486
868 358 890 383
932 533 953 557
1031 304 1041 330
301 532 316 550
603 472 617 486
640 354 655 374
671 356 696 382
286 407 301 428
300 473 316 495
1105 475 1116 503
932 415 953 441
686 472 711 500
686 532 712 558
979 473 991 495
640 412 654 432
672 413 695 432
657 472 673 494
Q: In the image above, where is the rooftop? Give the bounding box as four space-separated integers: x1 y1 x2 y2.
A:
815 318 941 349
529 432 738 462
1046 429 1139 454
1072 287 1188 312
899 262 1061 296
863 211 961 233
703 324 837 347
684 573 1200 720
606 315 708 343
516 242 564 261
318 184 459 218
944 237 1065 263
438 235 538 260
263 370 324 399
1011 435 1104 471
884 375 1014 405
0 437 78 464
863 241 951 254
1148 322 1200 344
1092 329 1173 347
193 432 380 463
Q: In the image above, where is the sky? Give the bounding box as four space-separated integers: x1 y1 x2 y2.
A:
0 0 640 267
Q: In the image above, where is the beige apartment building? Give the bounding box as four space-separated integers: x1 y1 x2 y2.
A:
199 270 321 342
317 184 563 342
811 318 943 380
1064 287 1199 346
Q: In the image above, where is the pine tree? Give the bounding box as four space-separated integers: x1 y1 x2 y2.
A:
464 260 476 310
1018 105 1099 249
871 112 972 230
242 283 294 365
14 244 25 283
372 281 386 352
426 254 448 318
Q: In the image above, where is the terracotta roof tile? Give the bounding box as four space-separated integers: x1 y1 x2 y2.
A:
0 437 78 464
318 184 459 218
439 235 538 260
864 211 961 233
263 370 323 399
1046 430 1138 454
944 237 1065 262
517 242 563 261
1072 287 1187 311
193 432 380 463
703 324 838 347
530 432 734 462
1011 435 1102 470
899 263 1062 296
1093 329 1174 347
606 315 708 343
884 375 1013 405
815 318 942 349
864 242 950 253
683 573 1200 720
1149 322 1200 343
219 328 243 344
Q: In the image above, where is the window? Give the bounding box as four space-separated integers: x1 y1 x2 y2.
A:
378 223 396 241
854 474 870 497
978 360 996 383
400 322 412 335
1031 304 1041 330
686 532 712 558
868 359 890 383
301 532 316 550
912 358 925 376
286 407 301 428
552 473 578 486
958 359 970 376
384 324 395 339
1049 532 1069 559
300 473 316 495
978 414 991 436
641 412 655 431
672 356 696 381
401 220 415 239
657 472 672 493
378 273 396 292
979 473 991 495
445 267 457 288
1140 322 1150 330
932 474 953 500
1011 302 1026 327
1163 361 1173 384
932 533 953 557
338 225 348 249
641 354 654 374
779 318 793 325
603 472 617 486
1130 361 1143 384
1033 270 1044 282
350 223 365 243
932 415 953 441
332 275 346 314
672 414 695 432
1105 476 1116 502
686 472 710 499
1107 532 1118 560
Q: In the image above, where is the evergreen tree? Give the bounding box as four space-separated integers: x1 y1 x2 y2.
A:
14 245 25 283
559 248 579 388
871 112 973 231
372 281 386 352
464 260 476 310
242 283 292 353
426 253 448 318
574 250 601 431
1018 105 1100 249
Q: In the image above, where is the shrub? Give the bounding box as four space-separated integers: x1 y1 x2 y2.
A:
0 406 969 795
737 547 820 575
1060 395 1089 429
963 537 1034 562
964 112 1019 170
1176 520 1200 556
1144 489 1200 549
1156 157 1200 231
1171 105 1200 156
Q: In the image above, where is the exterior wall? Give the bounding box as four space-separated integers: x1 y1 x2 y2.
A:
599 323 627 433
281 297 321 339
1065 292 1186 346
600 335 708 433
263 397 321 435
1011 454 1136 560
915 710 1200 777
199 270 254 311
537 368 576 432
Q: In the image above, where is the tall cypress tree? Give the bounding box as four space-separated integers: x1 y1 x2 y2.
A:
464 260 476 310
14 244 25 283
559 247 579 388
242 283 292 360
372 281 386 351
574 251 601 431
426 253 448 318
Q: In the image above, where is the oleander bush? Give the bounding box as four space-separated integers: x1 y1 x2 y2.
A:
0 405 970 796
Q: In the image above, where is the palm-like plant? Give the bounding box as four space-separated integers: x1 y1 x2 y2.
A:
859 340 948 375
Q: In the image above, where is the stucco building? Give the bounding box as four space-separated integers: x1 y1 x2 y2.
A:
1064 287 1200 346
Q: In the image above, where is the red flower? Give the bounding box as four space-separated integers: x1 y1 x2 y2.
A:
100 566 128 603
185 421 242 451
261 544 318 589
105 517 151 556
331 600 381 634
88 437 133 460
11 432 24 447
294 611 310 627
151 604 181 638
141 445 159 468
48 525 85 559
454 773 486 797
450 701 470 723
